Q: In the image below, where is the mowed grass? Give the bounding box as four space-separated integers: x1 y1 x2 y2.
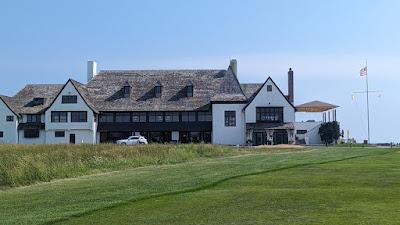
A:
0 144 241 187
60 149 400 225
0 147 398 225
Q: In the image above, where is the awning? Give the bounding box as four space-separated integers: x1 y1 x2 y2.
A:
296 101 339 112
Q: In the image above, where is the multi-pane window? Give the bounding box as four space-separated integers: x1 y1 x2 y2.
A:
71 112 88 122
0 131 3 138
149 112 163 122
224 111 236 127
61 95 77 104
256 107 283 122
100 113 114 123
267 85 273 92
51 112 68 123
181 112 196 122
115 112 131 123
198 111 212 122
132 112 146 122
55 131 65 137
165 112 179 122
6 115 14 122
24 129 39 138
27 114 41 123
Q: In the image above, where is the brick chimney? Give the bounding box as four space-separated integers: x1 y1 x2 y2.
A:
288 68 294 103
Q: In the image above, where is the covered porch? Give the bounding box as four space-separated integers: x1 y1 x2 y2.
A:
246 123 295 146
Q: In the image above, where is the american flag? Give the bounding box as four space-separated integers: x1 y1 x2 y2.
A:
360 66 367 76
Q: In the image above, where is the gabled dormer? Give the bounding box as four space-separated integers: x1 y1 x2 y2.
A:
25 97 45 107
154 81 162 98
243 77 296 124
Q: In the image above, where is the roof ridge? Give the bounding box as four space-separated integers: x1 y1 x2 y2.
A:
99 69 225 73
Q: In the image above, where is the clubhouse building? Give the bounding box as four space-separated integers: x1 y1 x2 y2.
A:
0 60 338 145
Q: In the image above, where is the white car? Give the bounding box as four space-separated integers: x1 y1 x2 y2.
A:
116 136 148 145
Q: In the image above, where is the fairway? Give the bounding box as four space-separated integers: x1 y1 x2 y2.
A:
1 147 399 225
56 149 400 225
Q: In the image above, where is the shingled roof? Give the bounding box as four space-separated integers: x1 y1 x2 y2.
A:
4 84 63 114
240 83 263 99
1 67 252 114
85 68 245 111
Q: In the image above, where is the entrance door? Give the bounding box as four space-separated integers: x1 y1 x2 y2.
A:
273 130 288 145
69 133 76 144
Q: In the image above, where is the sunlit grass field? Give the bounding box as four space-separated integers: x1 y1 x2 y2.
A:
0 144 241 187
0 145 398 225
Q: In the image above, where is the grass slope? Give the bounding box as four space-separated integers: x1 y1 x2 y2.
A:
0 147 396 225
62 150 400 225
0 144 240 187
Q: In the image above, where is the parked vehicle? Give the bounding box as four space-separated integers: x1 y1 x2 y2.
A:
116 136 148 145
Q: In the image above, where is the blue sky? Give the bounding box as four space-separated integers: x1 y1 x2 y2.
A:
1 0 399 143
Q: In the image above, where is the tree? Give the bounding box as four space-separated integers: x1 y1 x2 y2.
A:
319 121 340 146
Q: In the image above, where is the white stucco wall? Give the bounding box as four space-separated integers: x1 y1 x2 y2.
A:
46 130 95 144
0 99 18 144
212 103 246 145
45 81 96 144
294 122 322 145
245 78 295 123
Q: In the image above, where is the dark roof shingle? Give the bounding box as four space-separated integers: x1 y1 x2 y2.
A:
2 67 248 114
6 84 63 114
85 69 245 111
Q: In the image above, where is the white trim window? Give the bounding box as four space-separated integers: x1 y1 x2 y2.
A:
61 95 77 104
51 112 68 123
224 111 236 127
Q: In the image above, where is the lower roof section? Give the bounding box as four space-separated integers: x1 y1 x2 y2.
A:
295 100 339 112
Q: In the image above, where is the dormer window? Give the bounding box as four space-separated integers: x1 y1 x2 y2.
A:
25 97 45 107
122 82 131 98
154 82 162 98
32 98 45 105
186 82 193 97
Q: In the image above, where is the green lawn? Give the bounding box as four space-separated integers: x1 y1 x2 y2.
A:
0 147 398 225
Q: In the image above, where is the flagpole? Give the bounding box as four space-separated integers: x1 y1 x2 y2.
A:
365 60 371 144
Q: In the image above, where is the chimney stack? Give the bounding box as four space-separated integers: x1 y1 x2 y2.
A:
288 68 294 103
229 59 237 77
87 61 97 82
